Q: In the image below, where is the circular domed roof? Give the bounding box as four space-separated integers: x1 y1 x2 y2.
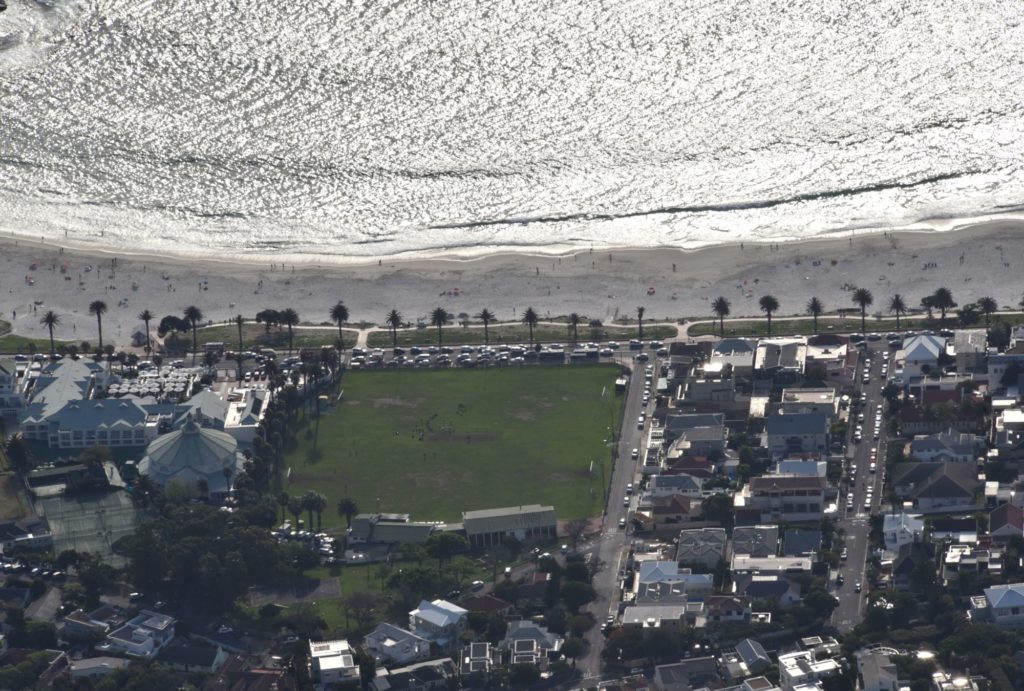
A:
138 414 238 485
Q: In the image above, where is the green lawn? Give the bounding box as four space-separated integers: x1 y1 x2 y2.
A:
688 314 951 338
367 323 676 348
284 365 623 525
195 323 360 350
0 334 75 354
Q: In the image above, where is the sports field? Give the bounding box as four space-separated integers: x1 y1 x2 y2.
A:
285 365 623 526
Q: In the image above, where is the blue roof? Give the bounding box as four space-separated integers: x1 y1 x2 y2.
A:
766 412 827 435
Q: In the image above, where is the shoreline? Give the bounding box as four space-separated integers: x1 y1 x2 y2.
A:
1 218 1022 348
6 209 1024 271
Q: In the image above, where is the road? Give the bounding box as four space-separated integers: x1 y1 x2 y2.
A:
576 352 655 681
831 340 893 632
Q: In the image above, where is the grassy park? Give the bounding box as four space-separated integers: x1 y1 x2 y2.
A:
366 322 676 348
284 365 624 526
195 323 359 351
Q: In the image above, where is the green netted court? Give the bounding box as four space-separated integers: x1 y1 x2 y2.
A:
38 490 141 565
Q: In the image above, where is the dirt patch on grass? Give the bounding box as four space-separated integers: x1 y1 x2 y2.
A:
426 431 499 443
370 397 424 408
248 577 341 607
511 410 536 421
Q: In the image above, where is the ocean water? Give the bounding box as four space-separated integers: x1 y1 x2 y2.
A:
1 0 1023 260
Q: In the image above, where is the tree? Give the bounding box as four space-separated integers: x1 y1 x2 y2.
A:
385 308 402 348
425 532 469 573
343 591 382 630
88 300 108 352
701 493 733 528
977 296 998 327
711 296 730 337
636 305 645 339
287 496 304 526
561 580 597 612
564 517 589 549
5 433 31 473
804 588 839 619
852 287 873 335
888 294 907 331
758 295 779 336
256 308 280 333
304 491 327 530
330 301 349 350
280 308 299 354
568 313 581 344
475 308 495 344
931 287 956 327
802 296 822 334
184 305 204 364
138 308 154 354
430 307 450 345
337 497 359 528
39 310 60 356
561 637 588 667
234 314 245 381
522 307 539 346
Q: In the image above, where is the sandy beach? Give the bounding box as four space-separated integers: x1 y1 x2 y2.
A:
1 220 1022 348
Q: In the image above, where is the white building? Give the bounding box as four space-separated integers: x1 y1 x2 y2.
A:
896 334 946 380
309 639 359 686
363 623 430 665
779 388 838 418
856 650 899 691
778 650 841 691
409 599 468 647
882 513 925 553
99 611 175 658
970 583 1024 628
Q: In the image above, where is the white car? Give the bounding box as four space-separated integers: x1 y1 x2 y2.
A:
631 448 639 460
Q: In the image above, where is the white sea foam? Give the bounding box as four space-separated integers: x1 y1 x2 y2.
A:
1 0 1023 260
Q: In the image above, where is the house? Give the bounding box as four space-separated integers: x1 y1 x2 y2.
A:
989 503 1024 544
460 642 494 678
897 334 946 380
941 544 1002 585
856 650 900 691
370 658 455 691
635 494 701 531
636 562 713 600
648 473 704 498
781 529 822 558
348 513 438 546
308 639 359 686
675 528 727 570
461 505 556 548
909 430 984 463
652 657 723 691
409 600 467 647
621 603 692 630
953 329 988 372
734 475 826 524
157 644 229 674
929 516 977 543
461 594 513 616
970 582 1024 628
99 610 175 658
703 595 752 624
890 462 978 510
779 387 838 418
735 638 772 676
891 543 936 591
730 555 812 576
0 358 22 415
882 513 925 553
677 425 727 457
711 339 757 379
202 655 299 691
754 339 808 380
806 335 857 386
663 413 726 444
731 525 780 558
363 623 431 666
773 459 827 478
777 649 841 691
222 387 271 443
732 574 802 606
764 412 829 457
500 621 563 668
684 378 736 404
68 657 131 681
178 388 228 431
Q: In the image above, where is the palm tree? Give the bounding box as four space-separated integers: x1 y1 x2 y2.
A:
931 287 956 327
568 313 581 344
280 308 299 354
337 497 359 528
40 310 60 356
758 295 779 336
430 307 450 345
852 287 873 335
88 300 108 352
330 301 349 351
475 308 495 345
184 305 203 364
385 309 402 348
309 491 328 531
806 297 824 334
636 306 646 340
888 294 907 331
234 314 245 381
711 297 730 337
138 309 153 354
977 296 998 328
522 307 539 346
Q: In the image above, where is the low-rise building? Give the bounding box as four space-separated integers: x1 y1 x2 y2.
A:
348 513 438 546
764 413 829 457
779 388 838 418
781 529 822 558
309 640 359 687
856 649 899 691
896 334 946 381
890 462 978 510
461 505 556 549
675 528 727 570
363 623 431 665
99 610 175 658
68 657 131 681
970 583 1024 628
989 503 1024 544
882 513 925 553
500 621 563 669
731 555 812 576
703 595 752 624
157 644 229 675
777 650 841 691
0 359 22 415
733 574 803 606
909 430 984 463
370 658 455 691
653 657 723 691
409 599 468 647
734 475 826 524
731 525 780 558
941 544 1002 585
953 329 988 372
